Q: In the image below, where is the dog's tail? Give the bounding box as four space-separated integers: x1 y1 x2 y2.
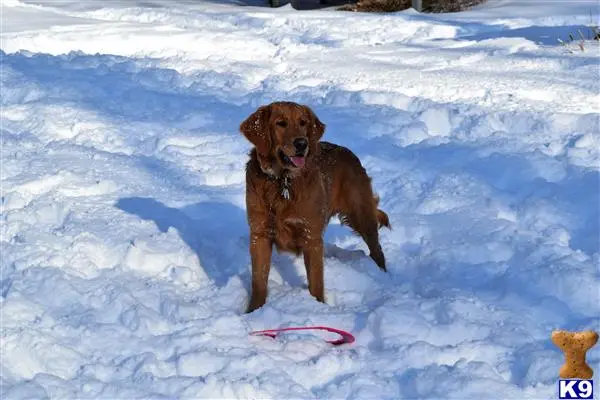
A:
377 209 391 229
374 196 391 229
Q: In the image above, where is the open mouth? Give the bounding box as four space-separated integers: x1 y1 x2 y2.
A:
279 150 306 168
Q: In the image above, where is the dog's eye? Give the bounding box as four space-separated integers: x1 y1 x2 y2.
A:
276 120 287 128
299 119 307 126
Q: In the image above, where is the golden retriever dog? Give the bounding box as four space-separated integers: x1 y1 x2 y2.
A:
240 101 390 313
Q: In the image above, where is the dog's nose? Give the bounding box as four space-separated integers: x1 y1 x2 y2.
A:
293 137 308 153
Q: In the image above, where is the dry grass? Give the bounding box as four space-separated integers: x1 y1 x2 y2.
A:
339 0 487 13
424 0 486 13
339 0 410 12
558 25 600 53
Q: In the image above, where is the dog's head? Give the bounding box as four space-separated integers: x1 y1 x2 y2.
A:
240 101 325 176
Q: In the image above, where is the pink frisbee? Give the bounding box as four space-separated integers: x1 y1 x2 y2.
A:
250 326 355 346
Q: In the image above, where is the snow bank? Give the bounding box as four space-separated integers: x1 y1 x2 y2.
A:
1 0 599 398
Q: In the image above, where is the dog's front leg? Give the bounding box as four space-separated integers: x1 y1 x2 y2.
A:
303 239 325 303
246 234 273 313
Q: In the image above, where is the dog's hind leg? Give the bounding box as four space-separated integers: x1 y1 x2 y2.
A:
362 224 387 272
340 208 387 272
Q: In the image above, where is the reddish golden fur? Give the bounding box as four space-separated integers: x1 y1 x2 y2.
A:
240 102 390 313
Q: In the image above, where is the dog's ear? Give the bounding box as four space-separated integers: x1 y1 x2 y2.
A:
240 105 272 155
303 105 325 142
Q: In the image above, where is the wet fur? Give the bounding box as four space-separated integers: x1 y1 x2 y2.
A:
241 102 390 313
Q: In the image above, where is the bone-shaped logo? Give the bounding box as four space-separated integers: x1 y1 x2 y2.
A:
552 330 598 379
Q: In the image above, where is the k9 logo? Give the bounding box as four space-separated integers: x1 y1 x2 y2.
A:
558 380 594 399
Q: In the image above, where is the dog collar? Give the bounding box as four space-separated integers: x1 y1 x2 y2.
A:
281 174 291 200
262 167 292 200
257 154 292 200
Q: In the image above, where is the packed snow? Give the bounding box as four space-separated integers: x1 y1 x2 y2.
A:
1 0 599 398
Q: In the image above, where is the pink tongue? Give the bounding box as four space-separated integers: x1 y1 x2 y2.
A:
290 156 305 168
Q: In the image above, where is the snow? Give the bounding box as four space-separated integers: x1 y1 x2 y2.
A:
1 0 599 398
